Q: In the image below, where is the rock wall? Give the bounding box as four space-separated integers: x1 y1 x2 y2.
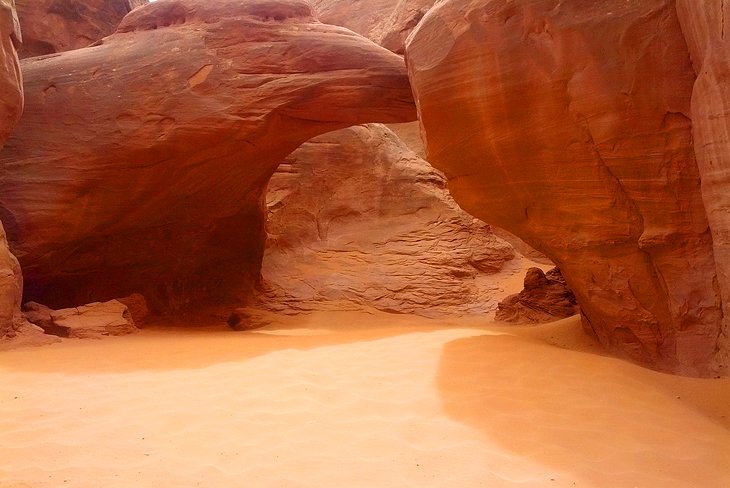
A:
15 0 145 58
0 0 21 142
676 0 730 375
261 124 515 316
0 0 416 311
309 0 435 53
406 0 727 376
0 0 24 338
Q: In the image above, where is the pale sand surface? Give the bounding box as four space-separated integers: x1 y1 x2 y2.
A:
0 310 729 488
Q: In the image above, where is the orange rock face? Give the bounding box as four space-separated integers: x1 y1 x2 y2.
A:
676 0 730 374
15 0 143 58
0 0 24 339
407 0 727 375
261 124 516 316
0 0 21 142
0 0 416 310
310 0 435 53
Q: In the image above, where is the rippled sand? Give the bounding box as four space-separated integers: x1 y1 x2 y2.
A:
0 310 728 487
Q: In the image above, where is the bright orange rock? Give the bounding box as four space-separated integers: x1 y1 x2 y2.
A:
0 0 25 339
406 0 727 376
15 0 144 58
0 0 21 142
0 0 417 310
261 124 515 316
310 0 435 53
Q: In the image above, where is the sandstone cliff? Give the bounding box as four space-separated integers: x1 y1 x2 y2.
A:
0 0 25 339
676 0 730 376
261 124 516 316
0 0 416 310
406 0 727 376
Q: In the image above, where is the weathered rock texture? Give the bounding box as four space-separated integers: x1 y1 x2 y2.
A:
25 299 137 338
676 0 730 374
15 0 146 58
260 124 516 316
406 0 728 375
310 0 435 53
0 221 25 338
496 267 579 324
0 0 416 311
0 0 21 143
0 0 25 340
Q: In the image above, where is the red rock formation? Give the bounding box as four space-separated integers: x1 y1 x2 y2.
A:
496 267 579 323
261 124 516 316
0 0 416 310
406 0 727 375
0 0 25 339
0 0 21 142
15 0 145 58
310 0 435 53
676 0 730 375
24 299 138 338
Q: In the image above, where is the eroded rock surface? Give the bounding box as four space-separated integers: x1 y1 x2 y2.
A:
496 267 579 324
15 0 145 58
0 0 416 310
310 0 435 53
676 0 730 376
260 124 516 316
406 0 726 375
26 299 138 338
0 0 26 340
0 0 21 144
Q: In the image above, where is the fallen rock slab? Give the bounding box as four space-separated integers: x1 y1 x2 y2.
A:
45 300 137 338
496 267 579 324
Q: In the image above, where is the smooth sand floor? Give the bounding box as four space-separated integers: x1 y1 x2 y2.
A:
0 310 728 487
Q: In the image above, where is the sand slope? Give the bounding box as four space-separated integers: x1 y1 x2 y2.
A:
0 311 728 487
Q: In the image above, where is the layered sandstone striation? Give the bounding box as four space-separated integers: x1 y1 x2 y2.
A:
406 0 727 375
15 0 145 58
0 0 416 310
676 0 730 375
261 124 516 316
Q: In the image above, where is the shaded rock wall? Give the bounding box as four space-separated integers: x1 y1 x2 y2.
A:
0 0 416 311
15 0 145 58
406 0 727 375
261 124 515 316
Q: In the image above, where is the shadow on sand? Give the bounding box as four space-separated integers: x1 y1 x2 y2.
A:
436 318 730 486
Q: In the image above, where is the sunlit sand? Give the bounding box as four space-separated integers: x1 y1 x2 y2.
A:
1 310 728 488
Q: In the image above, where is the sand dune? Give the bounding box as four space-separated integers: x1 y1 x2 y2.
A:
0 310 728 487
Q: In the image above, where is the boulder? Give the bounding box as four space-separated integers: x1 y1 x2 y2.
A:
260 124 516 316
15 0 145 58
47 299 137 338
496 267 579 323
406 0 726 375
0 0 416 310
